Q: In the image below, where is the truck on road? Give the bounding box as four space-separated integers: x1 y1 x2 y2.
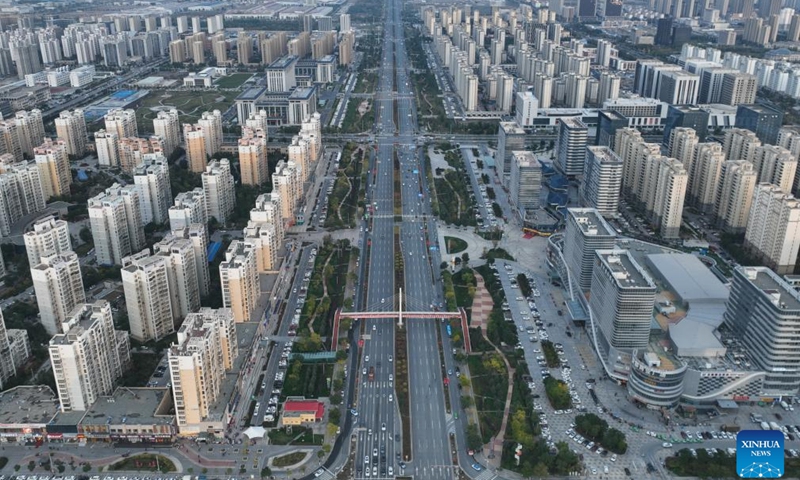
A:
368 366 375 381
769 421 781 431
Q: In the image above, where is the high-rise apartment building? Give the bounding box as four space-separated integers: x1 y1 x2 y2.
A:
94 130 119 167
32 251 85 336
54 109 87 158
752 145 797 195
744 183 800 274
723 128 761 163
183 124 207 173
169 308 237 434
0 157 45 236
667 127 698 169
88 183 146 266
49 301 130 412
564 208 617 292
202 159 235 225
198 110 223 158
272 160 302 221
515 91 538 127
239 128 268 186
171 224 211 297
715 160 757 234
133 154 172 225
154 235 202 318
34 138 71 200
219 241 258 323
103 108 138 139
122 250 175 342
645 157 689 239
118 136 164 174
169 188 207 231
556 117 588 177
509 151 542 219
719 72 757 106
724 267 800 395
153 109 181 157
243 220 279 273
24 216 71 267
0 308 29 388
689 142 725 213
589 249 656 366
581 146 623 217
14 110 45 159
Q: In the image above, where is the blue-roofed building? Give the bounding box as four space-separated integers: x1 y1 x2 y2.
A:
540 161 556 177
547 174 569 192
547 191 569 207
77 170 89 181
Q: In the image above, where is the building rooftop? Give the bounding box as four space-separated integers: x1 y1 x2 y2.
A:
267 55 298 70
741 266 800 311
597 249 654 289
587 145 623 164
512 150 538 167
569 208 617 237
237 87 266 101
80 388 173 426
561 117 588 129
288 87 316 100
0 386 59 425
500 121 526 134
646 253 729 305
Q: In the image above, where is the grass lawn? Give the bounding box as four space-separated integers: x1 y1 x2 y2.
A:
215 73 253 88
467 354 508 443
445 236 468 254
271 451 309 467
135 90 239 133
268 427 324 446
109 454 175 472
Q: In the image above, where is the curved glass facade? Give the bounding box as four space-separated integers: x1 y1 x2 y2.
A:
627 349 687 408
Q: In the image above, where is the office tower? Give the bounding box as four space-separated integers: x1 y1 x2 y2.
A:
340 13 351 32
720 73 757 106
655 17 674 46
602 0 623 17
239 128 268 187
688 143 725 214
658 71 699 105
169 308 237 433
663 105 710 144
24 217 71 267
15 109 45 159
590 250 656 361
121 250 174 342
515 91 538 127
564 208 617 292
715 160 757 234
34 138 70 200
219 241 258 323
88 183 146 266
94 130 119 167
272 160 302 221
723 128 761 163
154 235 202 318
169 188 207 231
133 154 172 225
118 136 164 174
153 109 181 157
752 145 797 194
724 267 800 395
170 224 211 296
198 110 223 158
104 108 138 139
579 0 598 17
736 104 784 145
744 184 800 274
698 67 737 104
31 250 85 336
183 124 207 173
556 117 588 177
54 109 87 158
672 25 692 45
265 56 298 93
202 159 235 225
581 146 623 218
49 301 130 412
596 111 628 150
508 151 542 219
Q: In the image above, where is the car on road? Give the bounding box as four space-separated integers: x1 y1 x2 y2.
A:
471 463 482 471
314 468 324 477
382 423 386 431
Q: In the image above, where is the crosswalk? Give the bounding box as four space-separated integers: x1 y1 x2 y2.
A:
474 469 498 480
316 468 335 480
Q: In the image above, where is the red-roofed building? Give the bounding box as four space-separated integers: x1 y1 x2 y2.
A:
281 400 325 426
